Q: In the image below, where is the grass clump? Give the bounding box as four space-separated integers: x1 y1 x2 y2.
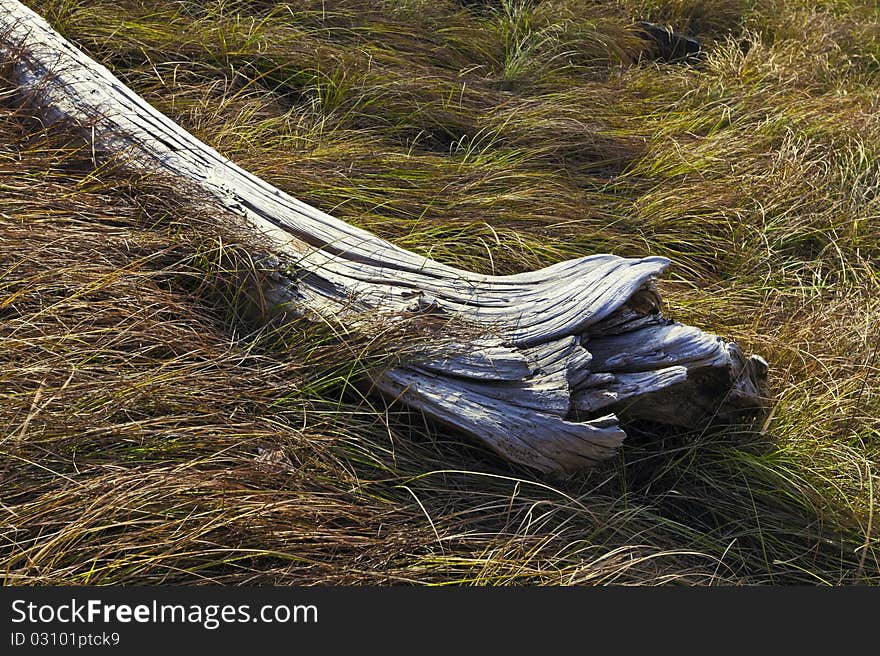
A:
1 0 879 585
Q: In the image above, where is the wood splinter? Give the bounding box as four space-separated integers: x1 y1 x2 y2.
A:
0 0 769 473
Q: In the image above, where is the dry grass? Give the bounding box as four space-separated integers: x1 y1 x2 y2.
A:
1 0 879 585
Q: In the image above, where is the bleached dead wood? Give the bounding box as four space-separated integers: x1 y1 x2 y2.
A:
0 0 769 473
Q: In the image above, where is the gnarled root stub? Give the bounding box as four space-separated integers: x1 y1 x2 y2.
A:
0 0 769 473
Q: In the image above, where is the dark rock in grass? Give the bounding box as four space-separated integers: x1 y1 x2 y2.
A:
633 21 705 64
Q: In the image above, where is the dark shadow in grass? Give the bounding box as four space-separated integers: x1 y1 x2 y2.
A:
615 419 776 488
632 21 706 65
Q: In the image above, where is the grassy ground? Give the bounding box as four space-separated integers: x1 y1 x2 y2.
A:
1 0 878 584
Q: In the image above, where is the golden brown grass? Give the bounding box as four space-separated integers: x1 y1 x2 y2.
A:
1 0 878 585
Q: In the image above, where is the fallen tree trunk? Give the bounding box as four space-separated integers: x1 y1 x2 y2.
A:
0 0 769 473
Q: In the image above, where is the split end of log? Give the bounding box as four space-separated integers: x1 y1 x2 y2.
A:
372 313 769 474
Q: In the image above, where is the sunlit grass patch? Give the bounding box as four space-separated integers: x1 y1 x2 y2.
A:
1 0 878 585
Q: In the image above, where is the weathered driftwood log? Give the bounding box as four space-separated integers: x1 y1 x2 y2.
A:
0 0 769 473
